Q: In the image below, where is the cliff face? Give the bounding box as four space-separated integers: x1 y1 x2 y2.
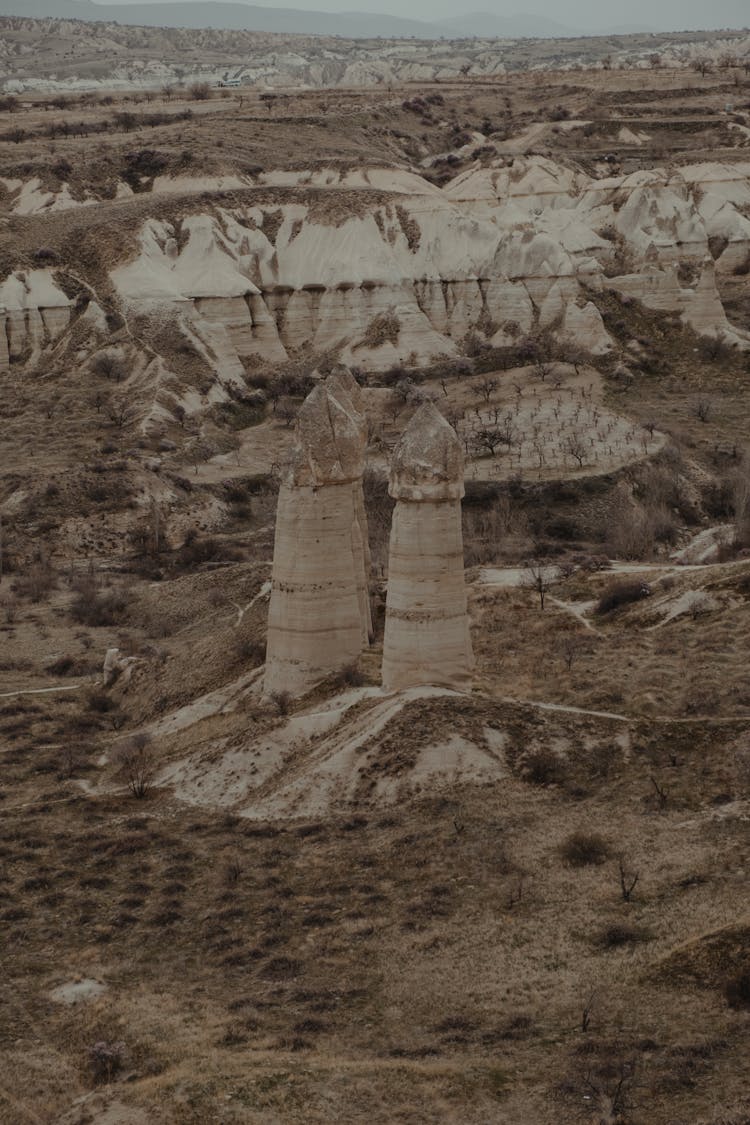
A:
106 157 748 375
0 269 71 370
2 156 748 377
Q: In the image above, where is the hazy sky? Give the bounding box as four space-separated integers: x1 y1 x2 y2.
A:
90 0 750 30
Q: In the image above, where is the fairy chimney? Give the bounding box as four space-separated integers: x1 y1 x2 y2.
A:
264 383 368 698
381 401 474 692
326 365 373 644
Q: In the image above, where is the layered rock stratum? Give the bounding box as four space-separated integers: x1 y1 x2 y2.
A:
264 382 368 698
381 401 474 692
3 156 747 383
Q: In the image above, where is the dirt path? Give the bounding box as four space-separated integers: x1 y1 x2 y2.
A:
496 121 550 153
0 683 86 700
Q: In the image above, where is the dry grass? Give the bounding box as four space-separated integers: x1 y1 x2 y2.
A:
471 561 750 719
1 60 750 1124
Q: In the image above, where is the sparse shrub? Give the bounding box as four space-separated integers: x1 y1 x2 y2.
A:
559 831 611 867
88 1040 126 1084
121 147 169 190
223 858 242 884
1 594 17 624
32 246 58 263
596 580 651 616
236 638 265 665
113 733 156 799
87 689 115 713
733 742 750 796
522 747 565 786
188 82 212 101
270 690 292 717
698 336 732 363
331 662 366 689
91 351 127 382
725 972 750 1010
593 923 651 949
177 532 242 568
71 582 129 627
46 654 95 677
14 561 57 602
362 310 401 350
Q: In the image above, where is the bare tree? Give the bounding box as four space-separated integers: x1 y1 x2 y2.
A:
617 855 639 902
114 733 156 799
557 632 587 672
475 374 498 404
472 426 507 458
276 397 298 428
107 397 138 429
564 432 588 469
522 559 558 610
583 1058 637 1124
691 57 712 78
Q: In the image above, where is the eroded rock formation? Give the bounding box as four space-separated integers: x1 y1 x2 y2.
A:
326 364 374 644
106 157 749 379
381 401 474 692
264 382 369 698
0 269 71 371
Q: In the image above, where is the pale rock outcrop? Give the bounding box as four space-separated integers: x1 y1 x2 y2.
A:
0 269 71 370
264 384 369 698
326 364 373 644
381 402 474 693
559 301 613 355
102 647 138 687
681 259 735 338
606 259 738 341
101 155 750 375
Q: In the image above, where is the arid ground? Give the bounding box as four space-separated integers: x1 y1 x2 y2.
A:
1 39 750 1125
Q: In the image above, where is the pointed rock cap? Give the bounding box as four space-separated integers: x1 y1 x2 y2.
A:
327 364 364 412
286 383 365 488
389 401 464 502
327 365 367 445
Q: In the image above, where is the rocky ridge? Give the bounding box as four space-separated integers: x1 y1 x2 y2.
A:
1 156 748 393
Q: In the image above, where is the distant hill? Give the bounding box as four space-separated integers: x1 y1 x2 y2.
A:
0 0 746 38
0 0 447 36
438 11 580 38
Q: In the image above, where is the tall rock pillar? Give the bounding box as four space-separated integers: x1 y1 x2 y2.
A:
264 383 367 698
326 365 373 644
381 401 474 692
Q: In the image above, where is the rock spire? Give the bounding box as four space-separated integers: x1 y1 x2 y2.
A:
326 365 373 644
381 401 474 692
264 382 369 698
